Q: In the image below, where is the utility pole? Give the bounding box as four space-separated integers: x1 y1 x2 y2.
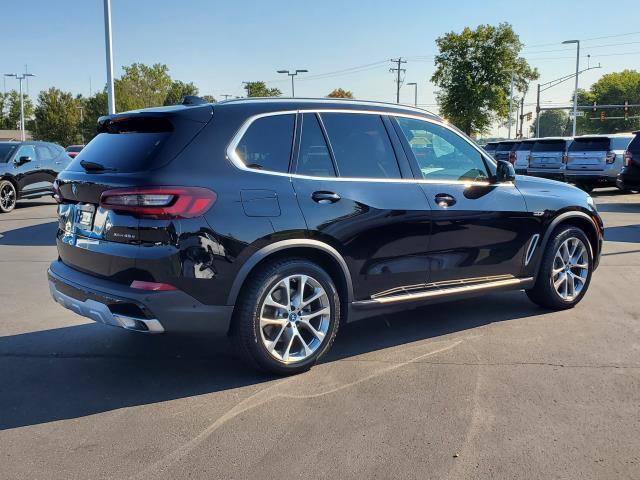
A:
77 106 85 144
536 83 541 137
507 72 515 139
103 0 115 114
518 96 525 138
4 72 35 141
390 58 407 104
563 39 580 136
220 94 232 100
406 82 417 106
276 69 308 97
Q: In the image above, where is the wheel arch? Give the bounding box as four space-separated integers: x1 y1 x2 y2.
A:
0 175 19 196
227 240 354 318
535 211 600 279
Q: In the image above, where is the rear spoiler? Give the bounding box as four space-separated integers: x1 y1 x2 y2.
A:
97 104 213 134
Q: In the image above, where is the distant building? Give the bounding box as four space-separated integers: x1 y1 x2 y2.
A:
0 130 32 141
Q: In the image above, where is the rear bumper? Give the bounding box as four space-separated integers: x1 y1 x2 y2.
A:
526 169 565 181
565 171 616 185
48 260 233 335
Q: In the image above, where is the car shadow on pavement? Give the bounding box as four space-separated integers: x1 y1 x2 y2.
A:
0 290 543 431
604 224 640 243
595 202 640 214
0 221 58 246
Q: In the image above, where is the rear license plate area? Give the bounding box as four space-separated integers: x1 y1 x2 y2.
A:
75 204 95 230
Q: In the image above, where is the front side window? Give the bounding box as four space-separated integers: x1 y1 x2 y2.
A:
296 113 335 177
396 117 489 182
0 144 17 163
15 145 37 161
236 114 295 173
36 145 55 161
320 113 401 179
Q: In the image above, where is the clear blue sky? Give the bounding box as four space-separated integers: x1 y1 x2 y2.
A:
3 0 640 136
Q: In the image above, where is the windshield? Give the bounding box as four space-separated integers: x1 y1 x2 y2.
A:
0 144 17 163
569 138 610 152
66 146 83 153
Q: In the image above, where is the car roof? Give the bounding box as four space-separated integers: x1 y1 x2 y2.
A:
534 136 573 141
574 133 634 139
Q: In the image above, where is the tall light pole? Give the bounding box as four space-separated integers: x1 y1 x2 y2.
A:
77 106 85 144
563 39 580 136
406 82 417 106
103 0 115 114
276 69 308 97
4 72 35 141
507 72 515 139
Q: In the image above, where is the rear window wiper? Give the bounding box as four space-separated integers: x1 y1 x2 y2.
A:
80 160 116 172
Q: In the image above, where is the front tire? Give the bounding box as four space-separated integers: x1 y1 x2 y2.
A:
232 258 340 375
526 226 593 310
0 180 17 213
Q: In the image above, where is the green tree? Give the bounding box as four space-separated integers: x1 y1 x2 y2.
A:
327 88 354 99
163 80 199 106
78 91 108 143
575 70 640 134
201 94 216 103
32 87 81 145
244 81 282 97
530 110 570 137
0 90 34 130
431 22 538 136
115 63 173 111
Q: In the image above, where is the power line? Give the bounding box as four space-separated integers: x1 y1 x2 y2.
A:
524 30 640 49
389 58 407 104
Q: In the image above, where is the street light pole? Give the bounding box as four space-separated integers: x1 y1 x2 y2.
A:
563 39 580 136
4 72 35 141
406 82 417 106
507 72 515 139
103 0 115 114
276 69 308 97
77 106 85 144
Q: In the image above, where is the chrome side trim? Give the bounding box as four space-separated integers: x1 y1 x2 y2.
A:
225 109 503 187
353 276 533 306
525 234 540 266
49 281 165 333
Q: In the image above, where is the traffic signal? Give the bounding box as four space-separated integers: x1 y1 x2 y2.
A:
600 111 605 122
526 112 532 121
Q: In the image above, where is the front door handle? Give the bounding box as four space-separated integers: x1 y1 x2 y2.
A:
434 193 456 207
312 191 341 204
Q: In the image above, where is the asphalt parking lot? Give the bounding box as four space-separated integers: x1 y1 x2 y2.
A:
1 191 639 480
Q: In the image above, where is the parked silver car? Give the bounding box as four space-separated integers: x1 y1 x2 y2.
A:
512 139 537 175
565 134 634 192
527 137 573 181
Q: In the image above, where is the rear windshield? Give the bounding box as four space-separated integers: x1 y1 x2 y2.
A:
532 140 567 152
66 145 83 152
569 138 610 152
628 135 640 154
516 141 536 151
496 142 516 152
0 144 17 163
484 143 497 151
611 137 632 151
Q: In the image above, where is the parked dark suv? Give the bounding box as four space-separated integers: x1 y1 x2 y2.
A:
0 140 70 213
617 131 640 191
48 98 603 374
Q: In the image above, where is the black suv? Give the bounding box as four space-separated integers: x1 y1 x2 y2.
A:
48 98 603 374
617 131 640 192
0 140 70 213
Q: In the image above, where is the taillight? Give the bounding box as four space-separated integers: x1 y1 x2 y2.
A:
624 150 633 167
100 186 216 219
130 280 177 291
52 179 62 203
605 151 616 164
562 153 568 164
527 154 532 162
509 151 516 164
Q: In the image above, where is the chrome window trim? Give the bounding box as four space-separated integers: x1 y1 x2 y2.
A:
225 108 510 188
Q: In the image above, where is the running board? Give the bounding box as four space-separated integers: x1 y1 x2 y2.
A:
353 276 534 307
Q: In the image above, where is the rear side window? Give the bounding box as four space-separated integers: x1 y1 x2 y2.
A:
36 145 55 161
321 113 401 179
611 137 632 151
296 113 335 177
569 138 610 152
532 140 567 152
236 114 294 173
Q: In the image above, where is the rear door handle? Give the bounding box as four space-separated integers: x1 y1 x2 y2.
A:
434 193 456 207
312 191 341 204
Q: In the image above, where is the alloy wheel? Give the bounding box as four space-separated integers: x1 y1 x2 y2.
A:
551 237 589 301
0 183 16 211
259 274 331 363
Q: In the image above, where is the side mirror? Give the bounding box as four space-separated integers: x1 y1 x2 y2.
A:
16 156 32 166
495 160 516 183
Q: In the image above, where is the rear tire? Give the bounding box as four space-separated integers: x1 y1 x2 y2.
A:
0 180 17 213
526 226 593 310
231 258 340 375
